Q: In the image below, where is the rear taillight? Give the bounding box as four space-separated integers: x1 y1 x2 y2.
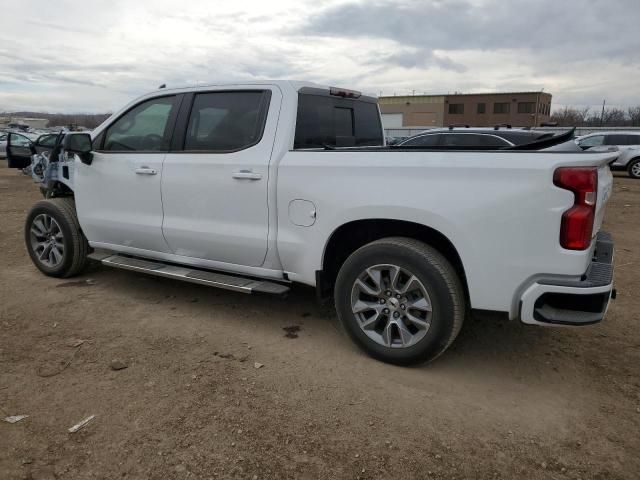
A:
553 167 598 250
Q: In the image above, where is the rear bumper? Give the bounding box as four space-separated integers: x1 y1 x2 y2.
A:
519 232 614 326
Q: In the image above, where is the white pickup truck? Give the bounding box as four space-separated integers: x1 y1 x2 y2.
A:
12 81 616 365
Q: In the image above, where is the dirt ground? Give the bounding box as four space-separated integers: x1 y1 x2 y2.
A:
0 161 638 480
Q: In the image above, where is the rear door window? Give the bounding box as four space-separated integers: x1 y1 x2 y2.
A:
459 134 510 147
440 134 507 147
402 134 440 147
184 91 270 152
294 94 383 148
605 134 633 146
475 134 510 147
580 135 605 147
11 133 32 147
440 134 463 146
37 134 58 148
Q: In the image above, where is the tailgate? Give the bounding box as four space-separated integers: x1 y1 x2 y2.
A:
593 163 613 236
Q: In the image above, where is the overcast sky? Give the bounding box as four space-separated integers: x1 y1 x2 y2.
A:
1 0 638 113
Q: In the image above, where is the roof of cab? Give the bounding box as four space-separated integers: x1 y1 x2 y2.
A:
152 80 333 96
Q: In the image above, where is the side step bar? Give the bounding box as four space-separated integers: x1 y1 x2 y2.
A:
88 253 290 296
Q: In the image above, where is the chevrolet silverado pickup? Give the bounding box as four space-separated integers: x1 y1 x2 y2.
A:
13 81 616 365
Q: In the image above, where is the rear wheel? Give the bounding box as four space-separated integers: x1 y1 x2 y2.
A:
628 158 640 179
25 197 89 278
334 237 465 365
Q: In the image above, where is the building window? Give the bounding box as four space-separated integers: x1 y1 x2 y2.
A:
493 102 510 114
518 102 536 114
448 103 464 114
477 103 486 114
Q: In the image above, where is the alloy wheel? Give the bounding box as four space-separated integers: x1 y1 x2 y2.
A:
29 214 65 268
350 264 433 348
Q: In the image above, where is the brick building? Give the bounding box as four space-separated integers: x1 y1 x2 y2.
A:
379 91 552 128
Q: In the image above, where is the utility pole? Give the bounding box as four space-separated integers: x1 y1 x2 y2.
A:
600 99 606 127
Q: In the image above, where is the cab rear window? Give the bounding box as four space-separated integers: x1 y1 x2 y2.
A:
294 93 383 149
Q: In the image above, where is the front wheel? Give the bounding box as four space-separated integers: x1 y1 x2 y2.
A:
627 158 640 179
24 197 90 278
334 237 466 365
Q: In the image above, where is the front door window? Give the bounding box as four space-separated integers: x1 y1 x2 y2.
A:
103 97 176 151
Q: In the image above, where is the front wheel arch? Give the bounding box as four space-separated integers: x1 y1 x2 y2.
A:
24 197 89 278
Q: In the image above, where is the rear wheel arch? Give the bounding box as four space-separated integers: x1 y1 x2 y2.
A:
319 219 468 301
333 236 466 364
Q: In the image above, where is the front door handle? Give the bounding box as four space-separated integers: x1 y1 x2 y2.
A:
135 166 157 175
232 170 262 180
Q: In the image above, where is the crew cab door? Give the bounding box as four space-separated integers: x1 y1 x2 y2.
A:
74 95 180 253
161 88 279 267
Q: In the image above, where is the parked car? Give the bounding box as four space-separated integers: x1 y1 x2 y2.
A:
23 81 616 365
0 132 7 157
397 126 560 147
576 131 640 178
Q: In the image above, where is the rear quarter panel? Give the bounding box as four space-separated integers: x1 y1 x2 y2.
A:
276 150 615 314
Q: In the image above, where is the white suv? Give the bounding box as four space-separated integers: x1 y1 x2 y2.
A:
577 132 640 178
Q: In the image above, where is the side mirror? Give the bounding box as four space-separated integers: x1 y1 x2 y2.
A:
63 133 93 165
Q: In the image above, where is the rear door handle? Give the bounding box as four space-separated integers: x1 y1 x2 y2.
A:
135 167 157 175
232 170 262 180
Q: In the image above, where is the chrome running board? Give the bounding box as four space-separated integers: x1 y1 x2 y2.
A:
88 253 290 296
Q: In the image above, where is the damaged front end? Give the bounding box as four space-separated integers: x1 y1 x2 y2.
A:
30 133 75 197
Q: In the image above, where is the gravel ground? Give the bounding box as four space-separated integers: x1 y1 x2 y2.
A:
0 162 639 480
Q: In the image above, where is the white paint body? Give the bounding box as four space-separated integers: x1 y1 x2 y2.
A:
71 81 615 321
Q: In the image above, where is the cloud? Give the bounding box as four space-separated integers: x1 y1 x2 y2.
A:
371 49 467 72
0 0 638 112
305 0 640 61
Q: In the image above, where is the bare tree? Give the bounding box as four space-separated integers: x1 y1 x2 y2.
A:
603 108 627 126
628 106 640 126
577 107 591 125
550 107 591 126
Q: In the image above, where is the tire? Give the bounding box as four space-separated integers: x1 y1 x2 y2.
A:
24 197 90 278
334 237 465 365
627 158 640 179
